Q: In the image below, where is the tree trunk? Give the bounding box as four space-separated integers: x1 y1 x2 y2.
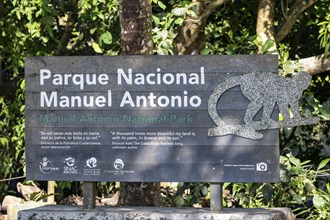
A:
119 0 153 55
256 0 277 53
118 0 160 206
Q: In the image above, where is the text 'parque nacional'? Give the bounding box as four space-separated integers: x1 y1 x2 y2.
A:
39 67 205 108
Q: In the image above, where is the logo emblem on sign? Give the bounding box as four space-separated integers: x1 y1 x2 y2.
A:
86 157 97 168
64 157 75 167
64 157 78 174
114 159 124 170
39 157 54 173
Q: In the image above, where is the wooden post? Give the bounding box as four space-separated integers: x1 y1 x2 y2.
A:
83 182 96 209
47 181 55 203
210 183 223 212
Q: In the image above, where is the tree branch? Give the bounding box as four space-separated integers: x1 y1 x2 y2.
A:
200 0 229 21
175 0 229 55
297 54 330 76
275 0 319 43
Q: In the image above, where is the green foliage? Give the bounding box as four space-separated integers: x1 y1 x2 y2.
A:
0 80 25 201
29 190 53 202
309 183 330 220
97 181 117 197
0 1 329 219
0 0 121 74
151 0 193 55
204 28 260 55
318 12 330 57
162 182 209 207
76 0 120 55
225 155 330 219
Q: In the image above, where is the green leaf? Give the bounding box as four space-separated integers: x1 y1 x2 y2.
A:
313 195 325 209
200 48 211 55
293 194 303 204
174 195 185 207
319 106 330 117
158 1 166 10
284 60 298 74
99 31 112 46
153 15 160 25
262 39 275 54
174 17 183 25
20 105 25 112
319 114 330 120
0 137 9 146
201 185 208 196
97 13 105 20
303 179 315 192
20 80 25 89
289 156 301 166
90 28 97 34
318 158 330 170
15 9 21 20
172 7 186 16
92 42 103 53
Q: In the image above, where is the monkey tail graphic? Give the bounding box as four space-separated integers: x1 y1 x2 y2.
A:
208 75 244 128
207 73 263 139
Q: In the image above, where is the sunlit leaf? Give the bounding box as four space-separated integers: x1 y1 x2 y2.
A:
262 39 275 54
92 42 103 53
318 158 330 170
158 1 166 10
313 195 325 209
99 31 112 46
172 8 186 16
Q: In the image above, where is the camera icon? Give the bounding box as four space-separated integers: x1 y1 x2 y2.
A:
256 162 268 171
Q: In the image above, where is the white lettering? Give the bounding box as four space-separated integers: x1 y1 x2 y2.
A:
118 68 132 84
119 90 201 108
39 70 109 89
40 90 112 108
40 91 57 107
120 91 135 107
72 74 84 90
117 67 205 85
40 69 51 85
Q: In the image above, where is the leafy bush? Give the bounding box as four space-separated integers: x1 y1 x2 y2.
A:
223 154 330 219
0 80 25 201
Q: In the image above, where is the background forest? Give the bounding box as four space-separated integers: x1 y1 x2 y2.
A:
0 0 329 219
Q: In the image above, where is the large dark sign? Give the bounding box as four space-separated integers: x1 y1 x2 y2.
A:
25 55 280 182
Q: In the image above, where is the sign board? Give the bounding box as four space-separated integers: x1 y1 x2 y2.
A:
25 55 280 183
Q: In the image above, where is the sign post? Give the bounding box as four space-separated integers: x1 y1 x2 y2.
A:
210 183 223 211
83 182 96 209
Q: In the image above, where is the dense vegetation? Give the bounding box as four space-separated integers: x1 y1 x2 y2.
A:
0 0 329 219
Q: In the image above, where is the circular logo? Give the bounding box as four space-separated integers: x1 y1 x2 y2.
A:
64 157 75 167
114 159 124 170
40 157 53 173
86 157 97 168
